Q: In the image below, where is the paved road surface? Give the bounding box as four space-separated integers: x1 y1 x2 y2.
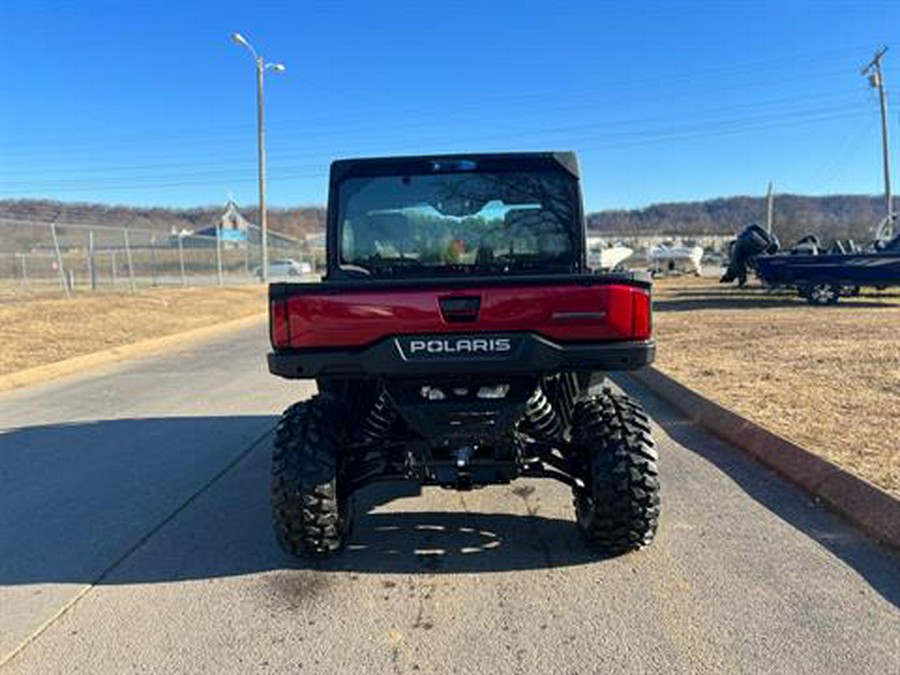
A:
1 325 897 673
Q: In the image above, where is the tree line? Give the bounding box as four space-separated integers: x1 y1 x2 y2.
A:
588 194 889 245
1 194 892 250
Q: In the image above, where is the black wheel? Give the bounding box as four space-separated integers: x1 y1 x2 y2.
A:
571 390 660 555
804 279 840 305
271 395 354 557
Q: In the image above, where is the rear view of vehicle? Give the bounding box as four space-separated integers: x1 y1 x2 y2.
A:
267 152 660 557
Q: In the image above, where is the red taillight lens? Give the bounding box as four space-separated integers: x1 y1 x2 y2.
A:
586 285 652 341
270 298 290 348
631 288 651 340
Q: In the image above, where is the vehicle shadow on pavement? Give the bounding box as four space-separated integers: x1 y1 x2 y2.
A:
615 375 900 610
0 415 283 588
0 416 612 591
298 482 607 575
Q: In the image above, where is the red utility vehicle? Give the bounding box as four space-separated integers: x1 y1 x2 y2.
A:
268 152 659 557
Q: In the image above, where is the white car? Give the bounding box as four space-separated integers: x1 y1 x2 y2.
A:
254 259 312 279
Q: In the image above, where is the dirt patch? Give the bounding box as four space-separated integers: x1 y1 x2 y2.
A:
0 285 268 376
651 276 900 497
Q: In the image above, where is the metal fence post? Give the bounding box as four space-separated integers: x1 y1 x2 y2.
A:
177 234 187 286
216 226 224 286
19 253 29 288
88 230 97 291
50 222 71 299
150 234 158 287
111 249 118 286
123 228 136 292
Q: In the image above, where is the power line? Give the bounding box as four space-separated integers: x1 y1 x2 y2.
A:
810 116 877 188
4 75 863 162
0 48 871 159
0 109 867 197
0 97 867 187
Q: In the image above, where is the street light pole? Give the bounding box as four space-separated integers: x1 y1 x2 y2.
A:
232 32 285 283
257 57 268 283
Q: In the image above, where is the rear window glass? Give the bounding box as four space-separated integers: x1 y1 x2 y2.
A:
337 171 578 276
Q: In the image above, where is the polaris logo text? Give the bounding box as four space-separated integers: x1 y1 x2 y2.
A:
408 338 512 355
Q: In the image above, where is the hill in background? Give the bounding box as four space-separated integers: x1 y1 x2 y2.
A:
0 194 891 250
588 194 888 245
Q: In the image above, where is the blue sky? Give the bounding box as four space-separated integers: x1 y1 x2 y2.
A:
1 0 898 211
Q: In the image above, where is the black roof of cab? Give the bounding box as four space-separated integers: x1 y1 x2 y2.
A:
329 151 580 183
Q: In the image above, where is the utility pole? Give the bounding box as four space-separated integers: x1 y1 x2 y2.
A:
765 182 775 235
861 46 893 226
231 32 285 284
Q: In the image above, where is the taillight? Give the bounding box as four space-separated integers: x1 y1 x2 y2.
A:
592 285 652 341
631 288 651 340
270 298 290 348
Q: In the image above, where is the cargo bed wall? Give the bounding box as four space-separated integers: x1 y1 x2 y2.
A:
270 275 652 350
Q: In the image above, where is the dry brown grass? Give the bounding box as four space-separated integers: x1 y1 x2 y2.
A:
652 276 900 497
0 285 267 376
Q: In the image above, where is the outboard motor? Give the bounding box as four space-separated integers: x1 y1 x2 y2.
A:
790 234 820 255
721 223 778 286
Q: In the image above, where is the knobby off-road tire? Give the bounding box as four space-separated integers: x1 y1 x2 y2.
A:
572 389 660 555
271 395 353 557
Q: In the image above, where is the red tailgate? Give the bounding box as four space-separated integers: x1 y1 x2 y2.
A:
272 283 651 349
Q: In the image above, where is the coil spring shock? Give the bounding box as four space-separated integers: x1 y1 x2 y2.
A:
522 388 562 440
361 390 397 443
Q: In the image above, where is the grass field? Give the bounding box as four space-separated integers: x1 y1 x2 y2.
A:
652 276 900 498
0 285 268 376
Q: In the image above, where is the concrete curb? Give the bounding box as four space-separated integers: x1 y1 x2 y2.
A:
0 313 267 394
629 366 900 550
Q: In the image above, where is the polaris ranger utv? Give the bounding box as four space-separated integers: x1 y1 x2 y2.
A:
267 152 659 557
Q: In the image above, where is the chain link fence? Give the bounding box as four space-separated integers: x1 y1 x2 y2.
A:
0 218 316 297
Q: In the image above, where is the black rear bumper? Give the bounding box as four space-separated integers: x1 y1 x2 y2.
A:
268 333 655 379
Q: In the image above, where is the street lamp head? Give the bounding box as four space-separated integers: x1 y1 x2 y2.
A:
267 63 286 73
231 32 259 60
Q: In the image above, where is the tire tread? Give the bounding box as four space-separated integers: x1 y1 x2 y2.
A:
270 396 351 557
572 388 660 554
